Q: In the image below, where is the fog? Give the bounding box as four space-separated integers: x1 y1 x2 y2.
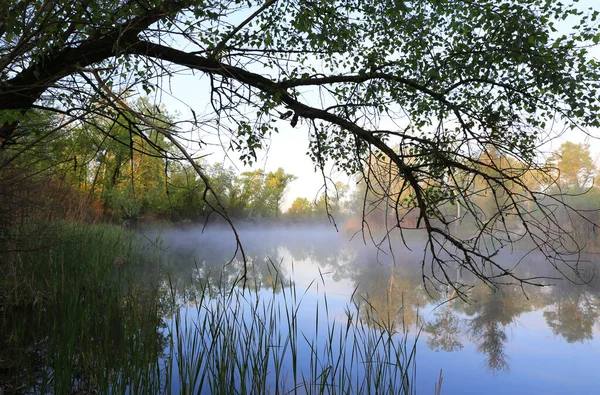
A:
141 222 433 270
138 221 596 294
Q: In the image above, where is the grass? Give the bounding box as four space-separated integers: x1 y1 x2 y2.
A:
166 262 417 394
0 222 417 394
0 222 165 393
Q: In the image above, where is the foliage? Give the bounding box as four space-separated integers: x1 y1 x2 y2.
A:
544 142 600 252
240 167 296 219
285 181 350 221
549 141 597 193
1 0 600 289
0 105 299 225
166 164 296 222
287 197 314 218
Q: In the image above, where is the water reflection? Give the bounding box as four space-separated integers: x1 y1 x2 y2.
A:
5 224 599 393
352 263 428 332
1 273 169 393
462 285 535 372
153 225 600 377
423 306 463 352
543 274 600 343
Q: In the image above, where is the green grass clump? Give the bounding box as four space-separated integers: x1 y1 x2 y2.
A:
0 222 166 394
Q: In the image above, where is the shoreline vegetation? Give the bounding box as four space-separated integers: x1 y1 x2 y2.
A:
0 222 418 394
1 139 599 393
2 1 600 392
1 137 599 392
3 220 599 393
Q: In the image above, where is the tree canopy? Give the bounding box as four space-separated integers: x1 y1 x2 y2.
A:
550 141 596 193
1 0 600 290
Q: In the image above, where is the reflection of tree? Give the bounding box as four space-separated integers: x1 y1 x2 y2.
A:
470 319 509 372
353 263 428 332
424 305 464 352
288 244 358 282
152 227 600 374
163 250 289 302
460 286 536 373
543 280 600 343
149 228 298 301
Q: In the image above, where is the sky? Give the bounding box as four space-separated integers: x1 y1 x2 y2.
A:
150 0 600 210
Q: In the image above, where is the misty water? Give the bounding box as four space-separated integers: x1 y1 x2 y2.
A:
152 224 600 394
7 224 599 393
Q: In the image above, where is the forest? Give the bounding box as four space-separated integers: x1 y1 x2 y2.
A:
2 101 600 239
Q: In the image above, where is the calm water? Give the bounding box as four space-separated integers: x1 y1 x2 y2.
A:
5 224 598 393
156 224 600 395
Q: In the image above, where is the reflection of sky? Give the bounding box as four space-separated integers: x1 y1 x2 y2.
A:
283 249 600 394
277 246 355 303
417 309 600 394
158 226 600 394
166 260 405 394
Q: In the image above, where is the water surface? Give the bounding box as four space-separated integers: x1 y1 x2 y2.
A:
155 224 600 394
4 224 598 393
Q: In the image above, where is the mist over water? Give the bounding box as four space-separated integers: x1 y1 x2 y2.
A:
5 222 597 393
144 223 600 395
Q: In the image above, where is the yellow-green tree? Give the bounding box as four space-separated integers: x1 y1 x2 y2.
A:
287 197 313 217
550 142 596 194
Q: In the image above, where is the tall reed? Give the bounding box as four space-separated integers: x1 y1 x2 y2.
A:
0 222 165 393
1 223 417 394
164 260 417 394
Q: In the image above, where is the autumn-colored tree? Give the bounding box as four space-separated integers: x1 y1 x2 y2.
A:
265 168 296 218
287 197 313 218
550 142 597 194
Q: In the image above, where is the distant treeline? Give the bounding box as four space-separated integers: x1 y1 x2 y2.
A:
0 102 353 228
1 102 599 250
